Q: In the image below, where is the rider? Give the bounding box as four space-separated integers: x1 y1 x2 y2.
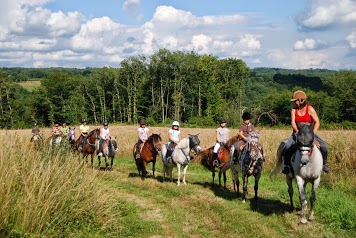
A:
282 90 330 174
60 122 69 138
232 112 256 163
213 118 230 167
52 123 62 144
135 118 150 159
30 123 41 142
78 118 90 150
166 121 182 163
98 120 111 156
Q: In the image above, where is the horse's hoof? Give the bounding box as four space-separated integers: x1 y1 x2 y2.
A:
308 217 315 222
299 219 308 225
242 200 246 203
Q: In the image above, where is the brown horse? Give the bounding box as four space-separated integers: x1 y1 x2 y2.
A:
132 133 162 179
80 128 100 165
196 135 240 189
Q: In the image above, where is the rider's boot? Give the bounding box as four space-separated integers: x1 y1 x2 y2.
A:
212 153 219 167
322 156 331 173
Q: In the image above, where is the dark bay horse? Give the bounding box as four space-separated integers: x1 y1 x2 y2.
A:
197 136 239 189
81 128 100 165
230 131 264 202
132 134 162 179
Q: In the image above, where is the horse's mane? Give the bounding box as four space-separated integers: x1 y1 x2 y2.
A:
224 135 240 148
148 133 162 143
87 128 99 137
196 147 213 170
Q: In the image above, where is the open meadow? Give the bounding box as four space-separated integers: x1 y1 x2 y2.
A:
0 125 355 237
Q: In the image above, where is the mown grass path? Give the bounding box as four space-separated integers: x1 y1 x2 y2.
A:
94 156 355 238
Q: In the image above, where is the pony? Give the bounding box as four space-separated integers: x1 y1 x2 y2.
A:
132 133 162 179
96 137 118 170
161 134 202 185
68 127 76 150
270 123 323 224
196 136 240 189
30 134 43 149
81 128 100 165
48 135 62 147
229 131 264 203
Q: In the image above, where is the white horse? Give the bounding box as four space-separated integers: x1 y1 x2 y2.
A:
96 137 118 170
270 123 323 224
161 134 202 185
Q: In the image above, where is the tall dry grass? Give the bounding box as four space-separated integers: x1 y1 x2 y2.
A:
0 132 118 237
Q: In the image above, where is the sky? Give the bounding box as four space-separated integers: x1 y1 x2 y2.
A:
0 0 355 69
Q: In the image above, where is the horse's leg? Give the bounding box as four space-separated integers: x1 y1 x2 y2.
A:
212 171 215 186
223 171 227 190
169 167 173 182
309 177 320 222
218 170 222 188
110 156 114 170
152 161 156 177
177 164 181 185
142 160 147 179
296 176 308 224
97 155 101 169
182 165 189 185
286 175 294 211
105 155 109 170
232 166 239 196
242 173 249 203
254 171 262 200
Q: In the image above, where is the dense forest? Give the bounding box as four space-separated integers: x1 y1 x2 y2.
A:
0 49 355 129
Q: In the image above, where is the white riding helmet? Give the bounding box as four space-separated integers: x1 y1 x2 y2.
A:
172 121 180 127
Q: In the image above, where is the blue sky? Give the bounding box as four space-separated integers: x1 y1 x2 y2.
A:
0 0 355 69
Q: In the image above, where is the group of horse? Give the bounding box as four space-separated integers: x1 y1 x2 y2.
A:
31 127 118 170
134 123 324 224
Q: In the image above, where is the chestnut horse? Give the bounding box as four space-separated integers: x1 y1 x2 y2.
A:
132 134 162 179
196 136 239 189
81 128 100 165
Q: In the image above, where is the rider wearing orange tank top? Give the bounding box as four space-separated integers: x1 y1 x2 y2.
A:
282 91 330 174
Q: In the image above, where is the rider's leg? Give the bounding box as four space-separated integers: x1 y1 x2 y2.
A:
282 134 296 174
315 135 330 173
213 143 220 166
136 140 142 159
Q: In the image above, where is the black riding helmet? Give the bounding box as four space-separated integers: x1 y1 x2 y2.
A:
103 121 108 126
139 119 146 125
219 118 227 124
242 112 252 120
82 118 87 123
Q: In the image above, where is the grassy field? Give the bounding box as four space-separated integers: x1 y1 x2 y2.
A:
0 126 355 237
17 80 41 91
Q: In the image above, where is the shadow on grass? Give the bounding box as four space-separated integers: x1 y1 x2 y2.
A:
248 197 294 216
193 181 238 201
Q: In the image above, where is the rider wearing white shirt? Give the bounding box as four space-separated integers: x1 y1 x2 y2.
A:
166 121 182 162
135 119 150 159
98 121 110 156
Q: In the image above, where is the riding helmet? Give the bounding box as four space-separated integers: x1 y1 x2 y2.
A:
290 90 307 103
33 123 37 126
219 118 227 124
103 121 108 126
172 121 180 127
242 112 252 120
139 119 146 125
82 118 87 123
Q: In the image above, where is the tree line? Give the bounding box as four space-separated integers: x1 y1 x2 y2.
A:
0 49 355 129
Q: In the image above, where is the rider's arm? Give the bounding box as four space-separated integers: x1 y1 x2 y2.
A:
239 130 247 141
216 130 221 143
291 109 298 134
168 131 178 144
226 131 230 142
309 105 320 133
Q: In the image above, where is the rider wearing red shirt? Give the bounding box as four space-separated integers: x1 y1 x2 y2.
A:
282 90 330 174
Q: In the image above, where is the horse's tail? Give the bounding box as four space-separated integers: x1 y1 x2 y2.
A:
269 141 285 180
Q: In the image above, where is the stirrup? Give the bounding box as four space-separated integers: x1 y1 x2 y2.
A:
282 165 290 174
98 152 103 156
167 156 172 163
135 153 140 159
213 159 219 167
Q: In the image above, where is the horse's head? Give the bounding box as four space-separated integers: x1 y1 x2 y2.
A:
69 127 76 140
296 123 314 165
87 128 100 142
149 133 162 151
188 134 202 155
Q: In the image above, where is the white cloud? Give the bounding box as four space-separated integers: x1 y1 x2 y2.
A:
293 38 325 50
298 0 356 29
346 30 356 48
123 0 143 22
